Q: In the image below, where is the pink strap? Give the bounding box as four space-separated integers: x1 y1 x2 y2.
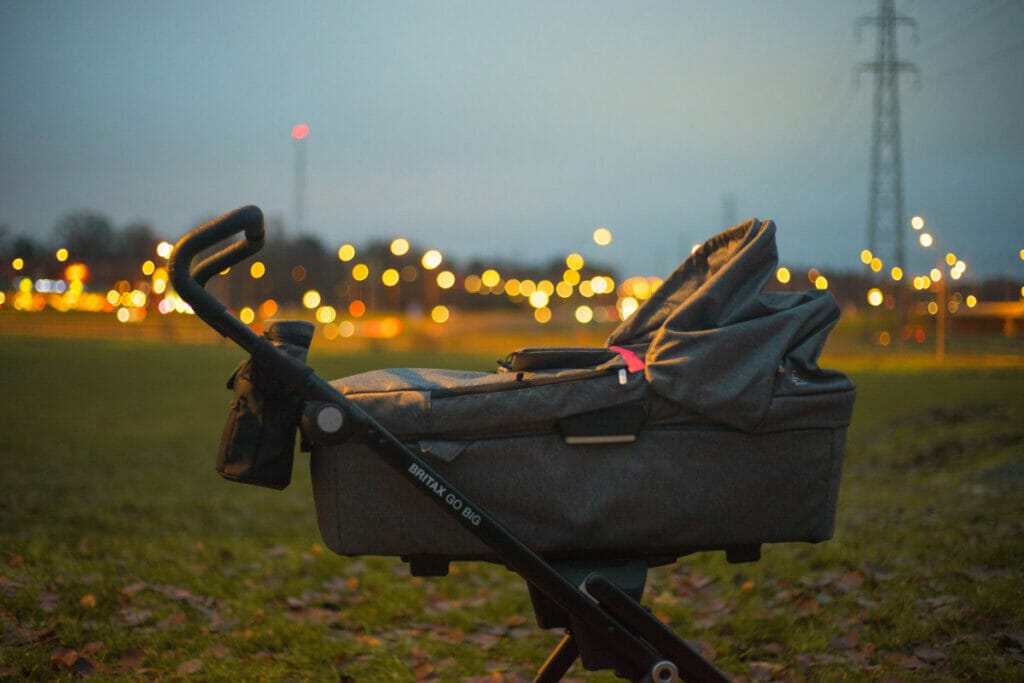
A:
609 346 646 373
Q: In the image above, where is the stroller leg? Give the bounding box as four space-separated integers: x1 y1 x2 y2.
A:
584 574 730 683
533 633 580 683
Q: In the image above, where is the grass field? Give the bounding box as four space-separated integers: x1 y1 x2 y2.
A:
1 335 1022 681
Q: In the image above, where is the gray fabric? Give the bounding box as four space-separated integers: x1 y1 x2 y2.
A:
331 359 646 440
311 425 847 558
607 218 853 431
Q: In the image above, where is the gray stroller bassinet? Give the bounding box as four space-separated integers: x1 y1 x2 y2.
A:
311 217 853 564
170 207 854 683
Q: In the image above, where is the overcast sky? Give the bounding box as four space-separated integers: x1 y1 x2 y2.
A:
2 1 1022 280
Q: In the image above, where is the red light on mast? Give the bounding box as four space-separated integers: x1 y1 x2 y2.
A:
291 124 309 140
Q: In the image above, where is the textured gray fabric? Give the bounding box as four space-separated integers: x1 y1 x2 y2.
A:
311 425 847 558
331 359 647 439
607 218 853 431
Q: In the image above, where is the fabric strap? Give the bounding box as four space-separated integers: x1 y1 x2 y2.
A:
609 345 646 373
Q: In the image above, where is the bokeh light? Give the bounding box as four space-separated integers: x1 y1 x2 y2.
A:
302 290 321 309
260 299 278 318
430 305 450 324
337 244 356 262
390 238 410 256
481 269 501 289
421 249 443 270
776 267 791 284
593 227 612 246
436 270 455 289
316 306 337 324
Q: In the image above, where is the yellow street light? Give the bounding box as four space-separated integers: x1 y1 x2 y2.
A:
421 249 443 270
911 216 925 231
390 238 410 256
302 290 321 309
436 270 455 289
481 269 501 289
431 305 450 323
575 305 594 323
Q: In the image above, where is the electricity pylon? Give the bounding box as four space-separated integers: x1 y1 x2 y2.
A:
857 0 919 269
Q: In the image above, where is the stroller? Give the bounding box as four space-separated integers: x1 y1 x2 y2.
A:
169 206 855 682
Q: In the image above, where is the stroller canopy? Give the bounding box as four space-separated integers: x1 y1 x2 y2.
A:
607 218 852 432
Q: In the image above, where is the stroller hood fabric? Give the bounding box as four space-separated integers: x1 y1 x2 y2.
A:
607 218 852 432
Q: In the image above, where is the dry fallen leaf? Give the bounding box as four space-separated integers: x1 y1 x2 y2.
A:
176 658 203 675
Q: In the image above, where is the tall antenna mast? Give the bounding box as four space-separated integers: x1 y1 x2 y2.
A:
857 0 919 269
291 124 310 235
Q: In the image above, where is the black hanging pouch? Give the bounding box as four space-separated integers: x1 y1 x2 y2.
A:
216 320 314 489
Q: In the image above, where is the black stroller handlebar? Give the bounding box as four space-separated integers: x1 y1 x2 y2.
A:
167 205 316 394
167 204 266 350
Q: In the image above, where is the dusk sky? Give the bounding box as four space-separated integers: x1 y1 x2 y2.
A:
2 1 1022 280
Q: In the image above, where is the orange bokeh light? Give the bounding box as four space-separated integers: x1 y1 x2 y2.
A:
292 124 309 140
64 263 89 282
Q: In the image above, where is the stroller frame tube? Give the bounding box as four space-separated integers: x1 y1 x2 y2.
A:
169 206 729 683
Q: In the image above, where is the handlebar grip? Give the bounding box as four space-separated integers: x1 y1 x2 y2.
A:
167 205 265 350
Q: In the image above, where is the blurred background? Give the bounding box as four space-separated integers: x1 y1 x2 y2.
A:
1 0 1021 358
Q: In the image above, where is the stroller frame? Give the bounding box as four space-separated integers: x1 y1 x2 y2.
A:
169 205 736 682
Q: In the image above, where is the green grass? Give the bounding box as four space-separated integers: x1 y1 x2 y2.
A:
1 336 1022 681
